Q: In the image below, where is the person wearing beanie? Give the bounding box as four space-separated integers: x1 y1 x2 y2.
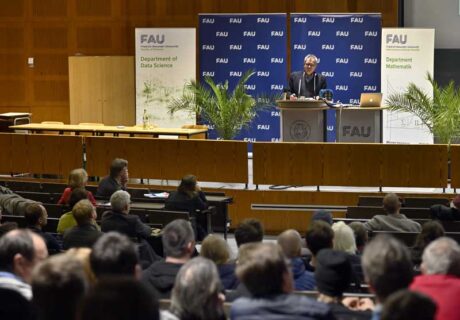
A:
430 195 460 221
315 249 371 320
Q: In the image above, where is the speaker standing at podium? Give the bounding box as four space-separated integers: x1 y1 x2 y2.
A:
288 54 327 98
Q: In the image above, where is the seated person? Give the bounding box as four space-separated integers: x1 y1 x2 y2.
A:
57 168 97 206
24 203 61 254
57 188 92 234
410 221 445 271
96 158 128 198
0 186 37 216
234 218 264 248
430 195 460 221
165 174 208 241
304 221 334 272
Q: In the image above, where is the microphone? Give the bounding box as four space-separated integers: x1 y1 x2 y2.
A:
298 72 304 96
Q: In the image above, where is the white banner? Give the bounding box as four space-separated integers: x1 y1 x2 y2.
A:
135 28 196 128
381 28 435 143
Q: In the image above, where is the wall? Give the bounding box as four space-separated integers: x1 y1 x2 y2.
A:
0 0 398 123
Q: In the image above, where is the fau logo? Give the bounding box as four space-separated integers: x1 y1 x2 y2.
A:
322 44 335 50
308 31 321 37
350 72 363 78
216 58 228 64
271 138 280 142
202 45 214 51
365 31 378 37
257 18 270 23
293 44 306 50
322 17 335 23
350 44 363 50
257 71 270 77
229 71 242 77
270 84 283 90
349 99 359 104
229 18 242 24
201 18 214 24
271 111 280 117
257 44 270 50
244 137 256 142
243 31 256 37
271 58 284 63
351 17 364 23
343 126 371 137
336 31 349 37
386 34 407 44
257 125 270 130
336 58 348 64
293 17 307 23
244 84 256 91
271 31 284 36
322 71 334 77
364 85 377 91
229 44 242 50
140 34 165 44
216 31 228 37
335 85 349 91
243 58 256 64
202 71 214 77
364 58 377 64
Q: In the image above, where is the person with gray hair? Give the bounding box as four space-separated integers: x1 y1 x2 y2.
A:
288 53 327 98
96 158 129 198
162 257 225 320
141 219 195 299
410 237 460 320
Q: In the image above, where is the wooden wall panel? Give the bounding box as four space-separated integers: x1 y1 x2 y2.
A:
0 1 25 18
450 145 460 188
33 27 68 49
0 134 12 173
31 0 67 18
0 25 24 49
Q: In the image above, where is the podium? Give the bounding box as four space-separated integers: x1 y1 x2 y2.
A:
335 107 384 143
276 100 328 142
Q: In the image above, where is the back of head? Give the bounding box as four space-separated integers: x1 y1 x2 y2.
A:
170 257 224 320
332 221 357 254
178 174 197 196
383 193 401 214
24 203 44 227
234 218 264 247
0 229 35 273
200 234 230 264
81 276 159 320
109 158 128 178
381 290 437 320
421 237 460 276
277 229 302 258
362 235 413 302
236 242 289 297
32 254 87 320
72 199 95 225
311 209 333 225
349 221 368 249
305 220 334 256
68 187 89 209
68 168 88 189
162 219 195 259
66 248 96 285
315 249 352 297
414 220 445 251
90 232 139 278
110 190 130 212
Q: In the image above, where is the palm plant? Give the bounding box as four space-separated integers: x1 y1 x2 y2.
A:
168 70 272 140
386 73 460 145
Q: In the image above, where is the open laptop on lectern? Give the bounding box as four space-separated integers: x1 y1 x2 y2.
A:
359 93 383 107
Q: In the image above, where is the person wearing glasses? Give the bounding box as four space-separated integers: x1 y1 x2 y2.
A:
288 54 327 99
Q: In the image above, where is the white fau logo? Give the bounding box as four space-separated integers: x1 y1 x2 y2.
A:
386 34 407 44
270 84 283 90
257 18 270 23
229 18 242 24
271 58 284 63
351 17 364 23
257 44 270 50
229 71 242 77
336 31 349 37
202 18 214 24
365 31 378 37
293 44 306 50
322 44 335 50
336 58 348 64
350 72 362 78
322 17 335 23
243 31 256 37
364 58 377 64
335 85 349 91
349 99 359 104
293 17 307 23
257 71 270 77
350 44 363 50
243 58 256 64
244 137 256 142
308 31 321 37
271 31 284 37
229 44 242 50
364 85 377 91
322 71 334 77
202 45 214 51
216 58 228 64
244 84 256 91
216 31 228 37
257 125 270 130
271 111 280 117
202 71 214 77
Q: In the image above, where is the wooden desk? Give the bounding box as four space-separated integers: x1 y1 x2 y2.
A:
10 123 208 139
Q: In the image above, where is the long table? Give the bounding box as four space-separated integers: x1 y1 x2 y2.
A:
10 123 208 139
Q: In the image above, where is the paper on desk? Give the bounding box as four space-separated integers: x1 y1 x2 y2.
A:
144 192 169 198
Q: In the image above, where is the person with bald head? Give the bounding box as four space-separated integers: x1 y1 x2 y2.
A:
278 229 315 290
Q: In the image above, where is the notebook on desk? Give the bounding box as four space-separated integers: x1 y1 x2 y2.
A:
359 93 383 108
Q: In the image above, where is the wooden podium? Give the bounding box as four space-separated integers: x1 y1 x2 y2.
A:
276 100 328 142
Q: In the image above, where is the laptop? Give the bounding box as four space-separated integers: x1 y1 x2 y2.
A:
359 93 383 108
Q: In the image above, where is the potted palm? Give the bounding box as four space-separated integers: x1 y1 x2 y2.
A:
386 73 460 145
168 70 273 140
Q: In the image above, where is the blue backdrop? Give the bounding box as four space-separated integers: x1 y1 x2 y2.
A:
290 14 381 141
199 14 287 143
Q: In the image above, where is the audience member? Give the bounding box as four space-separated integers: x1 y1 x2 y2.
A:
57 187 90 234
0 287 35 320
430 195 460 221
381 289 436 320
305 220 334 272
0 185 37 216
0 229 48 300
90 232 141 279
57 168 97 206
410 237 460 320
349 221 368 255
312 209 333 225
315 249 371 320
332 221 363 283
163 257 225 320
165 174 209 241
0 203 18 237
66 248 96 286
141 219 195 298
24 203 61 254
200 234 238 290
277 229 315 290
63 199 102 250
361 235 414 319
80 277 159 320
231 242 333 319
32 254 87 320
410 221 445 270
234 218 264 248
363 193 422 232
96 158 129 198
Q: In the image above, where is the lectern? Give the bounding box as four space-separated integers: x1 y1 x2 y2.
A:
276 100 328 142
335 107 384 143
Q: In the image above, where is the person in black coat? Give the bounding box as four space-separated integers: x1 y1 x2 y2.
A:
165 175 208 241
430 195 460 221
288 54 327 98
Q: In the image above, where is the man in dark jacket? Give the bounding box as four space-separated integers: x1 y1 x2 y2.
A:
430 195 460 221
141 219 195 299
24 203 61 254
96 158 128 198
63 199 102 249
288 54 327 98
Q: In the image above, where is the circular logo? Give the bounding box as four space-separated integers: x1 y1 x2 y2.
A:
290 121 311 141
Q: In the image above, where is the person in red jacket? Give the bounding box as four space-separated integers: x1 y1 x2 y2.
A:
58 168 96 206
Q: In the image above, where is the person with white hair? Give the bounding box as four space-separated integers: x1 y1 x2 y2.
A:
288 54 327 98
410 237 460 320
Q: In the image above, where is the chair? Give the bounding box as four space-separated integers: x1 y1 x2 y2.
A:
40 121 65 135
77 122 104 136
180 124 207 139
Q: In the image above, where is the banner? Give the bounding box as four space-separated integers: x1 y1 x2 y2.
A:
290 14 381 141
381 28 435 143
135 28 196 127
199 14 287 142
